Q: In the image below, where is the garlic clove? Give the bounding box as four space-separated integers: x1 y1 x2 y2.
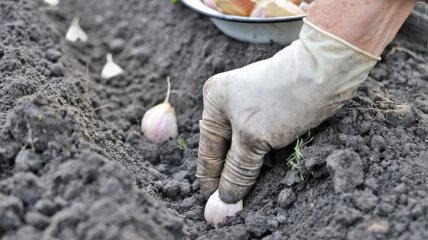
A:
142 103 178 143
101 53 124 79
65 17 88 43
214 0 255 16
250 6 266 17
141 78 179 143
203 0 218 10
44 0 59 6
204 190 243 224
252 0 304 17
299 1 313 12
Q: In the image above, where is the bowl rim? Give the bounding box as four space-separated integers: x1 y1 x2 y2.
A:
181 0 307 23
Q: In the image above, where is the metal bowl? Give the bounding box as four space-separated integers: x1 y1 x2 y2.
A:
181 0 306 44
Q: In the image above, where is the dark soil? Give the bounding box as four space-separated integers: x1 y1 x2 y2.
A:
0 0 427 239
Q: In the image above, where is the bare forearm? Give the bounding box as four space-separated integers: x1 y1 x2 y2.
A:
307 0 417 56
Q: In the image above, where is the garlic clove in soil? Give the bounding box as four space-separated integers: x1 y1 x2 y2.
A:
141 78 178 143
101 53 124 79
250 0 304 18
65 17 88 43
204 190 243 224
44 0 59 6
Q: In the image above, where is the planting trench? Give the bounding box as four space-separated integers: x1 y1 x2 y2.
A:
0 0 427 239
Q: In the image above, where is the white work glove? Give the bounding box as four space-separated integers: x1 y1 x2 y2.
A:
197 19 380 204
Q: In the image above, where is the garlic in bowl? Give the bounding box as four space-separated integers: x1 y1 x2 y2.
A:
181 0 308 44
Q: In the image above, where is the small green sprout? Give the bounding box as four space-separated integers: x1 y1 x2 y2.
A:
36 115 44 121
178 137 187 150
170 0 178 4
286 132 313 182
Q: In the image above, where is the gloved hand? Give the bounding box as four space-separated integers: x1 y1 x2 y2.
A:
197 19 380 204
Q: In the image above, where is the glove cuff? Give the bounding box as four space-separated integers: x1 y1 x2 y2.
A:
303 18 381 61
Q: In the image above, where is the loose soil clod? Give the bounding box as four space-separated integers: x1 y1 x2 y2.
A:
0 0 427 240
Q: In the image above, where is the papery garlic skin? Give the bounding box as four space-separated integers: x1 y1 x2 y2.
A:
204 190 243 224
65 17 88 42
141 78 179 143
44 0 59 6
101 53 124 79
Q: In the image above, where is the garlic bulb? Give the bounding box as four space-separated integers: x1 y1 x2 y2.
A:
44 0 59 6
250 0 304 18
204 190 243 224
101 53 124 79
141 78 178 143
65 17 88 43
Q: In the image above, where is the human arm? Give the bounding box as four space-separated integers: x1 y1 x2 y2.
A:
197 0 417 212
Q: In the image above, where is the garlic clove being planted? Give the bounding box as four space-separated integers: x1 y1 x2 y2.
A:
101 53 124 79
65 17 88 43
44 0 59 6
141 78 179 143
204 190 243 224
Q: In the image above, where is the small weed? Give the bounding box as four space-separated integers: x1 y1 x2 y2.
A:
286 132 313 182
178 137 187 150
170 0 178 4
36 114 44 121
